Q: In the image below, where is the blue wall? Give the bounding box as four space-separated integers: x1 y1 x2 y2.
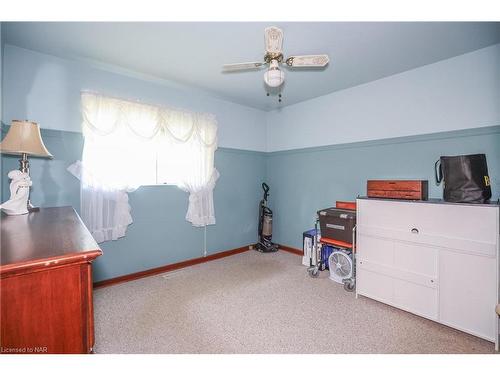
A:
1 44 268 282
266 126 500 249
1 127 266 282
3 125 498 280
2 42 499 282
263 44 500 250
267 44 500 152
2 45 267 151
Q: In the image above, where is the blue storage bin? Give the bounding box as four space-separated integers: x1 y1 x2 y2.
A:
320 245 335 270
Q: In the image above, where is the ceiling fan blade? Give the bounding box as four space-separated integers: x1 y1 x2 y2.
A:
286 54 330 67
222 62 265 71
264 26 283 54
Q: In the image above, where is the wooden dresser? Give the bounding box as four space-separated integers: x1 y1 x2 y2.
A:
0 206 102 354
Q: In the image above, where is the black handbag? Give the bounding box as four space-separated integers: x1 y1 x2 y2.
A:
435 154 491 203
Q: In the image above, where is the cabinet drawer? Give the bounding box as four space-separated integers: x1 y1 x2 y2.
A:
0 264 92 353
394 241 437 277
358 234 438 277
357 262 438 320
357 199 498 247
394 278 438 320
357 234 394 265
356 267 394 304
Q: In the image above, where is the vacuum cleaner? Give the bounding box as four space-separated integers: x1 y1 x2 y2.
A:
256 182 278 253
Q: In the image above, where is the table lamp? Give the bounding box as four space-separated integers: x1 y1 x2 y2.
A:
0 120 53 214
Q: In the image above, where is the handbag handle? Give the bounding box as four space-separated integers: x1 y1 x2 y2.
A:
435 159 443 184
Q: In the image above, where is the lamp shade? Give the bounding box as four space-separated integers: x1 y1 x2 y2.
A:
0 120 53 158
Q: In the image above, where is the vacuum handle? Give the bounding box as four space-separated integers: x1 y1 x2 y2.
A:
262 182 269 200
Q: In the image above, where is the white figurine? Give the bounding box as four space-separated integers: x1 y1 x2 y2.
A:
0 170 32 215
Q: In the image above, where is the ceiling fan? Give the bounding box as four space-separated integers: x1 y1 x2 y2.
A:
223 26 329 98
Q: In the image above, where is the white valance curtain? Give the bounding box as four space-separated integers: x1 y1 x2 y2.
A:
69 92 219 243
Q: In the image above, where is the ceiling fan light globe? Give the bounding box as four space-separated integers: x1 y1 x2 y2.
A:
264 68 284 88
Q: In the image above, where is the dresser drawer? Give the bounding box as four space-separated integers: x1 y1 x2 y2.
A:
357 199 498 247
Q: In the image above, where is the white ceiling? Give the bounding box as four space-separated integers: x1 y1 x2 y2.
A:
3 22 500 111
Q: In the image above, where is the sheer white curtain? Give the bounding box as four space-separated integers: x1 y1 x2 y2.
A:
67 160 133 243
69 92 218 243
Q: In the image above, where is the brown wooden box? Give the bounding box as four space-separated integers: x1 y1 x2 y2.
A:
367 180 429 200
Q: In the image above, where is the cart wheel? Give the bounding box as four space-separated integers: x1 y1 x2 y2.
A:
308 267 319 278
343 279 355 292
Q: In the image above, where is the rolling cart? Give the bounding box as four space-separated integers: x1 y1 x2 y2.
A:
307 218 357 292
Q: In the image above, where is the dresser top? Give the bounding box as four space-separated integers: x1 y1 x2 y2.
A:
1 206 102 276
357 196 500 208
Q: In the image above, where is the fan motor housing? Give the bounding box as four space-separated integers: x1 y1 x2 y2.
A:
264 52 283 63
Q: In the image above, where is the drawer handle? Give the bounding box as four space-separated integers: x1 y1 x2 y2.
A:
411 228 419 234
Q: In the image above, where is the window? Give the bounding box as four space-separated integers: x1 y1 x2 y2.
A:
80 92 217 189
69 92 219 242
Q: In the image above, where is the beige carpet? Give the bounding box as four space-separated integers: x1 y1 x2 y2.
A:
93 250 496 354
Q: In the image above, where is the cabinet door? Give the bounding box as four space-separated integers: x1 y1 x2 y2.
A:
393 242 438 320
356 234 395 304
357 234 438 319
439 249 496 341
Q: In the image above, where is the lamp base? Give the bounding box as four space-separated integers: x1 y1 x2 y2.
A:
0 171 32 215
28 200 40 212
21 154 40 213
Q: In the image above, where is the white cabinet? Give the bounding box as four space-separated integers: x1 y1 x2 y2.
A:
356 198 499 349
